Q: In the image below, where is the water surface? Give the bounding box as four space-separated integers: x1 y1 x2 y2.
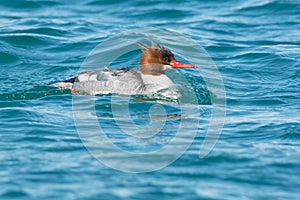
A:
0 0 299 199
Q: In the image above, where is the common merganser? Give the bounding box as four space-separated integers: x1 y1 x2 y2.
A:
51 44 196 97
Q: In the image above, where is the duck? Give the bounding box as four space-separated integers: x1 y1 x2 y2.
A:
51 44 196 98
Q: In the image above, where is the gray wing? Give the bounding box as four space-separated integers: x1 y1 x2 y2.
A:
73 68 146 95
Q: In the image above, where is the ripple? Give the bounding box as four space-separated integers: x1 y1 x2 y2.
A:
0 0 61 9
0 51 20 65
6 27 69 37
0 189 29 198
0 33 59 47
236 0 300 14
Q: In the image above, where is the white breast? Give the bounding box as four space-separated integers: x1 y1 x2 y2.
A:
141 74 174 92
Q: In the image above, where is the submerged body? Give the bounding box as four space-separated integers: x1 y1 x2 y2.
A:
51 44 195 98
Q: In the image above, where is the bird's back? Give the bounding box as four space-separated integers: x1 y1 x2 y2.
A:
72 68 145 95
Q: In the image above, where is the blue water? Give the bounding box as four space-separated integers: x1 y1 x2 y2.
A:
1 0 300 199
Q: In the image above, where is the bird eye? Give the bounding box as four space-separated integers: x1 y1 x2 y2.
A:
163 56 170 63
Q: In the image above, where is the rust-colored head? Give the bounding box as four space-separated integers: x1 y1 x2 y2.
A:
139 44 196 75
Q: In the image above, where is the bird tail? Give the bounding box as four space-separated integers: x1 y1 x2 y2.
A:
48 77 76 89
